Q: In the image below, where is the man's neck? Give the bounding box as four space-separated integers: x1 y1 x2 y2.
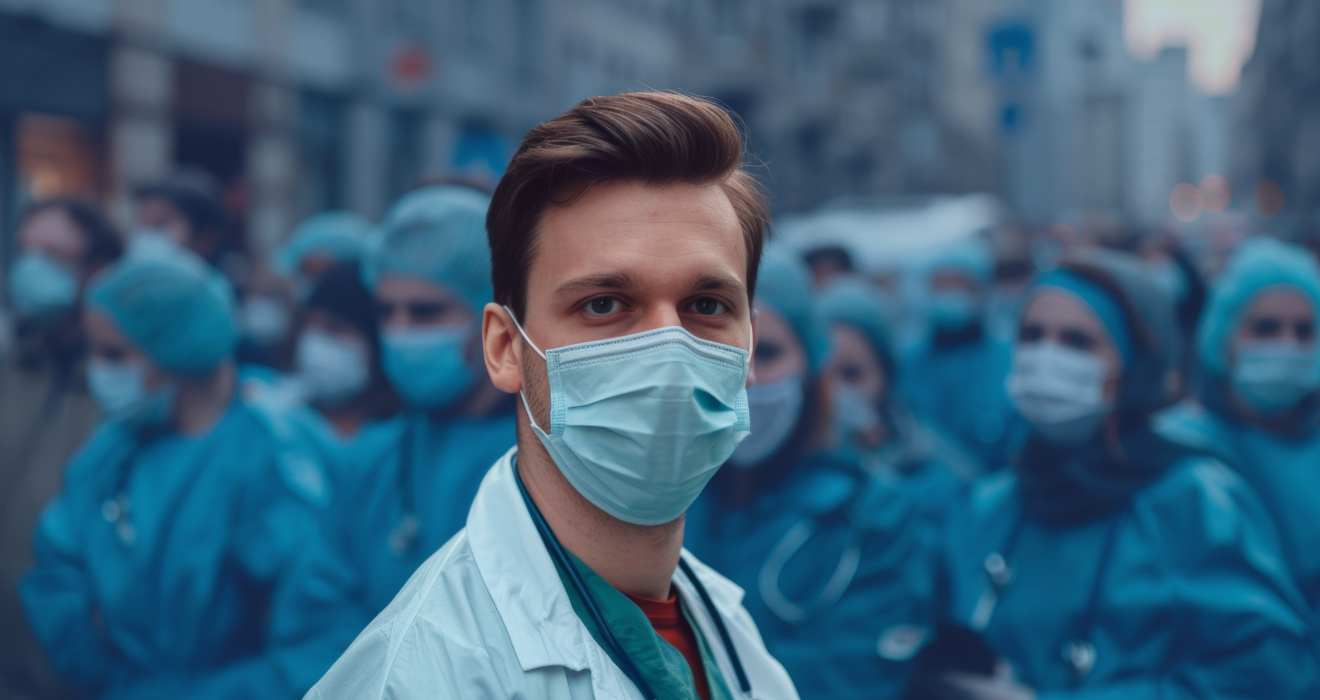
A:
174 362 237 436
516 428 682 601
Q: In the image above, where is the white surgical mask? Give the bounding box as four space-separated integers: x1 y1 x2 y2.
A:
240 295 292 346
296 330 370 406
8 252 79 321
1006 342 1112 445
830 382 883 444
1232 341 1320 415
507 307 751 526
728 374 804 468
87 358 176 427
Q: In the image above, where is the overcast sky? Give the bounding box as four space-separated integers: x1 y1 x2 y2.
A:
1124 0 1262 94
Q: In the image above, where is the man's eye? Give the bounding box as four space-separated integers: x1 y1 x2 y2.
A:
1250 318 1282 338
586 297 622 316
690 298 728 316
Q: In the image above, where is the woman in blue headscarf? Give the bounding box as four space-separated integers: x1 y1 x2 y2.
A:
1157 237 1320 620
21 241 359 699
329 185 516 616
931 248 1317 700
817 278 979 527
684 249 936 700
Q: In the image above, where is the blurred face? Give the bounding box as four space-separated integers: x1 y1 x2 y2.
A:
136 196 193 247
750 306 806 386
305 308 372 358
84 309 168 390
826 324 887 405
376 276 474 331
930 269 978 295
1233 288 1316 355
19 208 90 277
298 254 340 281
1018 290 1123 400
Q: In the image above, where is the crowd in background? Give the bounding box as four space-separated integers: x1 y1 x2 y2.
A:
2 162 1319 699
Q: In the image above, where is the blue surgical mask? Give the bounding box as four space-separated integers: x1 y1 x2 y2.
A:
927 290 977 331
86 359 176 427
1232 341 1320 415
8 252 79 321
382 323 479 409
506 307 751 526
728 374 804 468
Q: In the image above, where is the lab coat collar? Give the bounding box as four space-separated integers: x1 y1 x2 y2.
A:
467 447 593 673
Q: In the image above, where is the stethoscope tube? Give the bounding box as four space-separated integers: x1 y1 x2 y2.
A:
515 466 752 699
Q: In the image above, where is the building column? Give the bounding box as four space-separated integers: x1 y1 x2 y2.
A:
106 42 173 229
346 101 388 219
247 82 300 257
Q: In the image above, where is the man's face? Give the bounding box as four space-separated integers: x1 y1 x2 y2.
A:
136 196 193 248
512 180 754 420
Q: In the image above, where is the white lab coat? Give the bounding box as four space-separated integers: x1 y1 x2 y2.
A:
306 447 799 699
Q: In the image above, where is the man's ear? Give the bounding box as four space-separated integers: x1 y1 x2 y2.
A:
482 303 523 394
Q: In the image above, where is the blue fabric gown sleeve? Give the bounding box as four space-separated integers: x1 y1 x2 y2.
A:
20 430 139 694
1038 461 1320 700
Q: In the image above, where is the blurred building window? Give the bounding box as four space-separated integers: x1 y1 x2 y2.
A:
387 108 423 201
15 113 101 201
299 91 347 214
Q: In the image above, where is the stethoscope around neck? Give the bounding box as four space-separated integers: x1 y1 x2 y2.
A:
514 464 755 700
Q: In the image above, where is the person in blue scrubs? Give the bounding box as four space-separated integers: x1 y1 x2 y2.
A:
1157 237 1320 619
21 240 359 699
933 248 1317 700
817 278 979 526
331 185 516 616
903 242 1020 472
282 261 401 499
685 250 936 700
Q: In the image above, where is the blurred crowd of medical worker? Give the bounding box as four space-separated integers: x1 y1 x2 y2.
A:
2 161 1319 700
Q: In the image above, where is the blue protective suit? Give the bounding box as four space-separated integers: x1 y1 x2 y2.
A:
940 461 1319 699
20 398 362 700
328 409 516 616
685 453 936 700
903 330 1021 471
1158 403 1320 617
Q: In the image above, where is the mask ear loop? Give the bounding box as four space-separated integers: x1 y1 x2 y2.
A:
502 306 550 434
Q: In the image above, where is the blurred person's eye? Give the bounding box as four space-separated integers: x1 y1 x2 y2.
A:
755 341 784 363
840 363 865 383
1250 318 1282 338
408 302 449 321
1296 321 1315 342
1060 329 1097 352
1018 324 1044 343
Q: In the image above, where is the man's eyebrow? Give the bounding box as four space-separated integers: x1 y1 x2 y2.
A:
689 273 746 295
553 272 640 297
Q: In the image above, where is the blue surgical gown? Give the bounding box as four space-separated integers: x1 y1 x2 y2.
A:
940 461 1319 699
685 452 936 700
1157 401 1320 617
903 333 1021 472
329 409 516 616
846 409 978 529
20 399 362 699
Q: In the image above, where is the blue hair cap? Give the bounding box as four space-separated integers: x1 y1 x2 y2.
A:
816 277 896 375
88 239 237 376
756 246 831 373
363 185 493 313
273 210 372 275
1198 237 1320 377
1034 268 1135 366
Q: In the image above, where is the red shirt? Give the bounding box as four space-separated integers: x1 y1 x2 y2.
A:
624 590 711 700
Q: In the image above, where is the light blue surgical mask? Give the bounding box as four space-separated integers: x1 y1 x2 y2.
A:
382 322 479 409
8 252 79 321
1232 341 1320 415
86 359 176 427
927 290 977 331
728 374 804 468
506 307 751 526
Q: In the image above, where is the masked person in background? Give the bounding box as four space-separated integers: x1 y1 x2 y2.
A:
328 184 515 618
134 169 229 266
310 91 797 700
1157 237 1320 622
932 249 1317 700
683 250 934 700
817 278 979 527
21 241 361 700
1 198 122 700
904 241 1019 472
273 210 373 301
287 261 400 492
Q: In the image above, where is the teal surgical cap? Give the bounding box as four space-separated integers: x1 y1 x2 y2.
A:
88 239 237 376
817 277 897 377
1198 237 1320 377
925 238 993 285
363 185 493 313
274 210 372 275
756 247 831 373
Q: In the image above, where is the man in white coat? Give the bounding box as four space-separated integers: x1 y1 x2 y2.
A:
307 92 799 699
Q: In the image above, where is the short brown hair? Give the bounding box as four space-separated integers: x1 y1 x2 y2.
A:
487 91 770 320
